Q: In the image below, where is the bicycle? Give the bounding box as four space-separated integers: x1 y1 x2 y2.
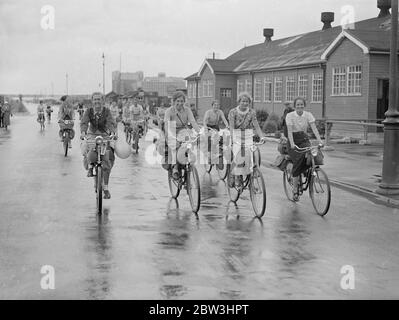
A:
167 129 201 214
83 134 116 215
59 119 74 157
226 138 266 218
38 113 45 130
124 122 132 144
131 120 145 154
203 127 231 180
46 110 53 123
282 144 331 216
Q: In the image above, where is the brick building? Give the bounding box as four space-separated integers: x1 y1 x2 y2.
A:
185 1 398 122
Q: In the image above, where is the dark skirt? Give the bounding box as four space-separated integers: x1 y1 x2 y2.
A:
287 131 311 177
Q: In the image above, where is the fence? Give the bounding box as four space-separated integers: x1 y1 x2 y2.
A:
322 119 384 146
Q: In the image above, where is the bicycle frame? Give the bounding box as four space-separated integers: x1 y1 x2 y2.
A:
294 145 322 194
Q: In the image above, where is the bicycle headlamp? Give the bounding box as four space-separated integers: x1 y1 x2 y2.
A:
95 136 104 145
311 148 318 157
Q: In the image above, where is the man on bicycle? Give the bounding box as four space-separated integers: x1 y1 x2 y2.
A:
37 101 46 125
77 103 85 120
80 92 116 199
46 104 53 121
58 95 75 147
130 93 146 141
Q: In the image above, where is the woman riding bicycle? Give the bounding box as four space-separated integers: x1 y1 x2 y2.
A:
164 91 200 179
228 92 266 187
80 92 116 199
203 100 229 170
286 97 323 201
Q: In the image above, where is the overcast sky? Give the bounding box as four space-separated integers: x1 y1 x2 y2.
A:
0 0 381 94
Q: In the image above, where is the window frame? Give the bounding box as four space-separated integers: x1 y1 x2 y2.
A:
298 74 308 100
263 77 272 102
285 75 296 103
274 76 283 103
311 73 323 103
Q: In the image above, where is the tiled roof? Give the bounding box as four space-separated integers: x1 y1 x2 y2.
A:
184 72 198 81
185 15 396 78
206 59 245 73
227 16 394 72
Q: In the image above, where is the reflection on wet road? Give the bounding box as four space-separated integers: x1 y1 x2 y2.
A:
1 103 399 299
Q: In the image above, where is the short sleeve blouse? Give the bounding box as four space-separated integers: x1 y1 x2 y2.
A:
285 110 315 133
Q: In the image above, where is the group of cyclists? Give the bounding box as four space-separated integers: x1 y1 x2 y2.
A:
34 87 323 210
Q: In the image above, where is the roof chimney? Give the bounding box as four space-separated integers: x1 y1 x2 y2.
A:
321 12 334 30
377 0 391 18
263 28 274 43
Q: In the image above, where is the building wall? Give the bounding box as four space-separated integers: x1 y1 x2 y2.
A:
236 66 324 118
325 38 370 120
368 53 399 120
197 66 215 119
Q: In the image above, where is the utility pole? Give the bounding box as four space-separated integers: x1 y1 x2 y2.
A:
66 73 68 95
377 0 399 195
102 53 105 95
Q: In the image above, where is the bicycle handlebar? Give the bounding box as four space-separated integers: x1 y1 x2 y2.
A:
294 144 323 152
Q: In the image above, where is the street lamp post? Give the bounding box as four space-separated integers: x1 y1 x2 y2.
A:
66 73 68 95
102 53 105 95
377 0 399 195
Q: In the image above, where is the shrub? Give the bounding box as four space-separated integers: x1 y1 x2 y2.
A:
256 109 269 124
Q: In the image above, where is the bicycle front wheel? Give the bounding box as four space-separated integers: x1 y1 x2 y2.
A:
63 138 68 157
96 166 103 214
187 166 201 213
168 169 181 199
204 163 213 173
309 167 331 216
226 165 240 202
249 167 267 218
217 163 228 180
283 165 295 202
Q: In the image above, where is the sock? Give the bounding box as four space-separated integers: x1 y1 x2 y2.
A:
103 185 108 191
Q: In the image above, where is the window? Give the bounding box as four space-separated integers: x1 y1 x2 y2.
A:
254 79 262 102
332 66 347 95
202 80 207 97
298 75 308 100
237 80 245 96
274 76 283 102
221 88 232 98
209 80 214 97
245 80 252 95
198 82 201 98
347 65 362 95
312 73 323 103
263 78 272 102
285 75 296 102
188 83 192 98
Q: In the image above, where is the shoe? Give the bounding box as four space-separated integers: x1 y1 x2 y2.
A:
68 142 72 148
87 168 94 177
103 190 111 199
293 192 299 202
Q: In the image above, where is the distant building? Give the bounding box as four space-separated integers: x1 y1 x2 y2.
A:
142 73 186 97
112 71 144 95
185 0 397 122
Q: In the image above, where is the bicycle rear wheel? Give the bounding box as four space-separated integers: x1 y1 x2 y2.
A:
63 132 69 157
249 167 266 218
309 167 331 216
96 166 103 214
168 169 181 199
187 166 201 213
283 163 295 202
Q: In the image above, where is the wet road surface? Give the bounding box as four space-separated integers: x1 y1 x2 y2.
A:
1 103 399 299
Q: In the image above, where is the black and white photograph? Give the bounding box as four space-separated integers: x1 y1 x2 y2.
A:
1 0 399 303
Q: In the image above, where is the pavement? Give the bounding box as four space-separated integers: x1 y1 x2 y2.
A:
258 139 399 209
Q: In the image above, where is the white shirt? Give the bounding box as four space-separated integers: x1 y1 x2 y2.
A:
285 110 315 133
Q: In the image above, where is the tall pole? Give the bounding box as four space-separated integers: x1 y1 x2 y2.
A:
102 53 105 95
377 0 399 195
